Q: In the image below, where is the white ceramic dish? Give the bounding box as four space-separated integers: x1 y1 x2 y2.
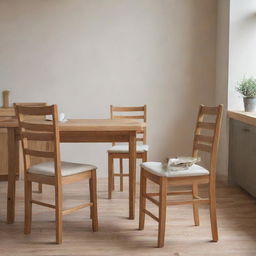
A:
46 113 67 123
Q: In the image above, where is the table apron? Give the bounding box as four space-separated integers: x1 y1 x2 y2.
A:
60 131 131 143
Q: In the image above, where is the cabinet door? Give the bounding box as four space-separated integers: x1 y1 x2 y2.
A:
229 120 256 197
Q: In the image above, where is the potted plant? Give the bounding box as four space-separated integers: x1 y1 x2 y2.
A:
236 77 256 112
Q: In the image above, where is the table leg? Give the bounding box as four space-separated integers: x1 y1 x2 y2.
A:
7 128 19 224
129 131 136 219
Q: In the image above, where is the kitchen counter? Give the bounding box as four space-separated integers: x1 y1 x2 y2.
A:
228 110 256 198
228 110 256 127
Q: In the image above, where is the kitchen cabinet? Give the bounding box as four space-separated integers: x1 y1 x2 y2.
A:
228 111 256 197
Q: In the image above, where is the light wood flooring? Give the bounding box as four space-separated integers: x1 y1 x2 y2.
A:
0 177 256 256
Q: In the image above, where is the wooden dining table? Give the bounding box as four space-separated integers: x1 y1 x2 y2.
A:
0 118 146 223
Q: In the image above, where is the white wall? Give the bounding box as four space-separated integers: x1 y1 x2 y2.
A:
229 0 256 110
0 0 217 177
215 0 256 177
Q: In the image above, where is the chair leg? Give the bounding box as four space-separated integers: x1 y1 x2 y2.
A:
120 158 124 192
38 183 43 193
55 185 63 244
24 179 32 234
90 170 98 232
139 168 147 230
89 178 93 219
209 183 218 242
108 154 114 199
112 164 115 191
158 177 167 248
192 183 200 226
142 151 147 162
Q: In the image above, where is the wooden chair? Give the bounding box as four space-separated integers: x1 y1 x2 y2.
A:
15 104 98 244
138 104 223 248
108 105 148 199
16 102 49 193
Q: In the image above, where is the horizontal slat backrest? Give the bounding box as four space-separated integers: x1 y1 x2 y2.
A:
193 143 212 153
15 102 56 168
194 134 214 144
111 106 145 112
21 131 54 141
15 104 61 178
24 148 55 158
19 121 53 132
15 105 54 116
15 102 47 106
15 102 49 122
192 104 223 175
197 122 216 130
112 115 145 119
110 105 147 144
201 106 220 115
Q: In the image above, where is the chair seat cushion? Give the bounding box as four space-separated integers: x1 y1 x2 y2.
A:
141 162 209 177
28 161 97 177
108 144 149 153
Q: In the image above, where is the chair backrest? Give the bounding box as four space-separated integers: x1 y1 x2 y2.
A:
192 104 223 177
15 102 54 176
110 105 147 145
15 102 47 120
15 104 61 179
15 102 47 107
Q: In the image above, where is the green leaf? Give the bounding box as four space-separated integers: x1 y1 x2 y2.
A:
236 77 256 97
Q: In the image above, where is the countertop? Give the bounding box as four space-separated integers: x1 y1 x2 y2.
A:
228 110 256 127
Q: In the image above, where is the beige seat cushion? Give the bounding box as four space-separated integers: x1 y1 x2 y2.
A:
108 144 149 153
28 161 97 177
141 162 209 177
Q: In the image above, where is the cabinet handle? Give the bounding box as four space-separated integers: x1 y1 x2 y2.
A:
242 128 250 132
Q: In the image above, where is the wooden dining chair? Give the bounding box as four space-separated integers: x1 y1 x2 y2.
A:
108 105 148 199
15 104 98 244
16 102 50 193
138 104 223 248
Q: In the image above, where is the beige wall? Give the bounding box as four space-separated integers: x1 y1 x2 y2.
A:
216 0 230 176
0 0 217 177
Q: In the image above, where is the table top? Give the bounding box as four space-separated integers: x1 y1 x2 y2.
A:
60 119 146 131
0 118 146 132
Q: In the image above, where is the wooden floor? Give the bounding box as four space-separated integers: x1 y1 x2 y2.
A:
0 177 256 256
